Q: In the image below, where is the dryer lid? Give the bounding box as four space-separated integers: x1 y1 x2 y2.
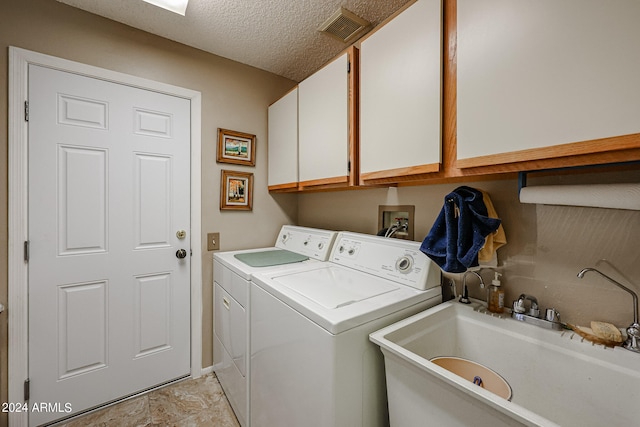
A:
234 249 308 267
273 266 397 309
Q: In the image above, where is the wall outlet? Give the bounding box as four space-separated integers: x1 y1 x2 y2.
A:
207 232 220 251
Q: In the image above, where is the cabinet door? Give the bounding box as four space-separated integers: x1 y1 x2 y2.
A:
360 0 442 185
268 87 298 191
456 0 640 168
298 50 356 189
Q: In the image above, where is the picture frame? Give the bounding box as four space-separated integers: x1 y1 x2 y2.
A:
217 128 256 166
220 170 253 211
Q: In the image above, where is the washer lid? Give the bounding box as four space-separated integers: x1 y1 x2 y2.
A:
273 266 397 309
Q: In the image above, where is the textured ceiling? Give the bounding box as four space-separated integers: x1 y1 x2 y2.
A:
56 0 412 82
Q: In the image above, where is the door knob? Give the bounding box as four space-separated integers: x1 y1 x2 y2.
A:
176 249 187 259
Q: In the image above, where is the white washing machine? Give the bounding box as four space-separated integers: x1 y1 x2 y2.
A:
213 225 337 427
250 232 442 427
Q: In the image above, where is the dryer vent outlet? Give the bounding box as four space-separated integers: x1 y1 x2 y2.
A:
319 7 370 43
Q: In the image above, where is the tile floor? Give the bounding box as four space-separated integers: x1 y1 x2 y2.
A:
56 373 240 427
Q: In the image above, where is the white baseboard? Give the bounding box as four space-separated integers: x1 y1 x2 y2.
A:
201 365 215 376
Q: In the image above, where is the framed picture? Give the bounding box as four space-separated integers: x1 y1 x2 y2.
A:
220 170 253 211
217 128 256 166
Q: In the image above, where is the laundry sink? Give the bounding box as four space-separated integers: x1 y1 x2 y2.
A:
430 356 512 401
370 301 640 427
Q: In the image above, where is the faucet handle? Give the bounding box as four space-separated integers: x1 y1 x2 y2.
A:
624 323 640 353
545 308 561 323
529 299 540 317
512 299 526 314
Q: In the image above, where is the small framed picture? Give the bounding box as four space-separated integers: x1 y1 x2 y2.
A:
220 170 253 211
217 128 256 166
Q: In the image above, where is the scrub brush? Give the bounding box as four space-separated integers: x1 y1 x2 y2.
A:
567 321 624 347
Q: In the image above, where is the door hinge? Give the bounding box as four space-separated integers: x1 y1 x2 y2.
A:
24 241 29 262
190 249 193 257
24 379 30 401
24 101 29 122
348 161 351 173
347 61 351 73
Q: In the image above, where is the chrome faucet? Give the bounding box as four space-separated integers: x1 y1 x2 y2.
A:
459 270 484 304
511 294 563 330
513 294 540 317
577 267 640 353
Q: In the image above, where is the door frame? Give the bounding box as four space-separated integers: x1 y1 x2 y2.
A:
8 46 203 426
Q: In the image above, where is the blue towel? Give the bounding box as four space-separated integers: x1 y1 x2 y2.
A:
420 186 502 273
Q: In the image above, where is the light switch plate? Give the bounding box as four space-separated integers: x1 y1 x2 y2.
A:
207 232 220 251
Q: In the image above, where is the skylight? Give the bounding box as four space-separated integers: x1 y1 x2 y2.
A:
142 0 189 16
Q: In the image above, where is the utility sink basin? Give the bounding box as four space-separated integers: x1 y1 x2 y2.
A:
430 356 512 401
370 301 640 427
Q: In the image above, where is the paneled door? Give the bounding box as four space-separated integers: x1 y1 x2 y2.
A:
27 64 191 426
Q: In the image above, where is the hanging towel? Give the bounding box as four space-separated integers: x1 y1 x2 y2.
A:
478 190 507 267
420 186 502 273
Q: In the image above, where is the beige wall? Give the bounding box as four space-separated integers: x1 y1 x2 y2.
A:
299 170 640 329
0 0 298 414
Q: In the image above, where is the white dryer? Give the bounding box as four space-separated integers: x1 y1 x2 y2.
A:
213 225 336 427
250 232 442 427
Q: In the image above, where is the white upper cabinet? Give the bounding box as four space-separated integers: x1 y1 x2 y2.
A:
298 49 357 189
268 87 298 190
456 0 640 167
359 0 443 184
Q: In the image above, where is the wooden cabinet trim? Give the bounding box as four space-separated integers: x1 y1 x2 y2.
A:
268 182 299 192
348 46 360 187
298 175 349 190
455 133 640 169
442 0 458 176
360 163 440 185
452 148 640 176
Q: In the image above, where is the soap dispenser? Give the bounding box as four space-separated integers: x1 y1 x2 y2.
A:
487 272 505 313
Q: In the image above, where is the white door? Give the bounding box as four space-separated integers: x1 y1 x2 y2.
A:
27 64 191 426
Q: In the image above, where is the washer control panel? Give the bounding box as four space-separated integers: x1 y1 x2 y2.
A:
275 225 337 261
330 232 440 290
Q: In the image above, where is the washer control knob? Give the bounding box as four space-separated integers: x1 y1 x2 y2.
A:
339 245 345 253
348 248 355 255
396 256 414 273
318 242 324 250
